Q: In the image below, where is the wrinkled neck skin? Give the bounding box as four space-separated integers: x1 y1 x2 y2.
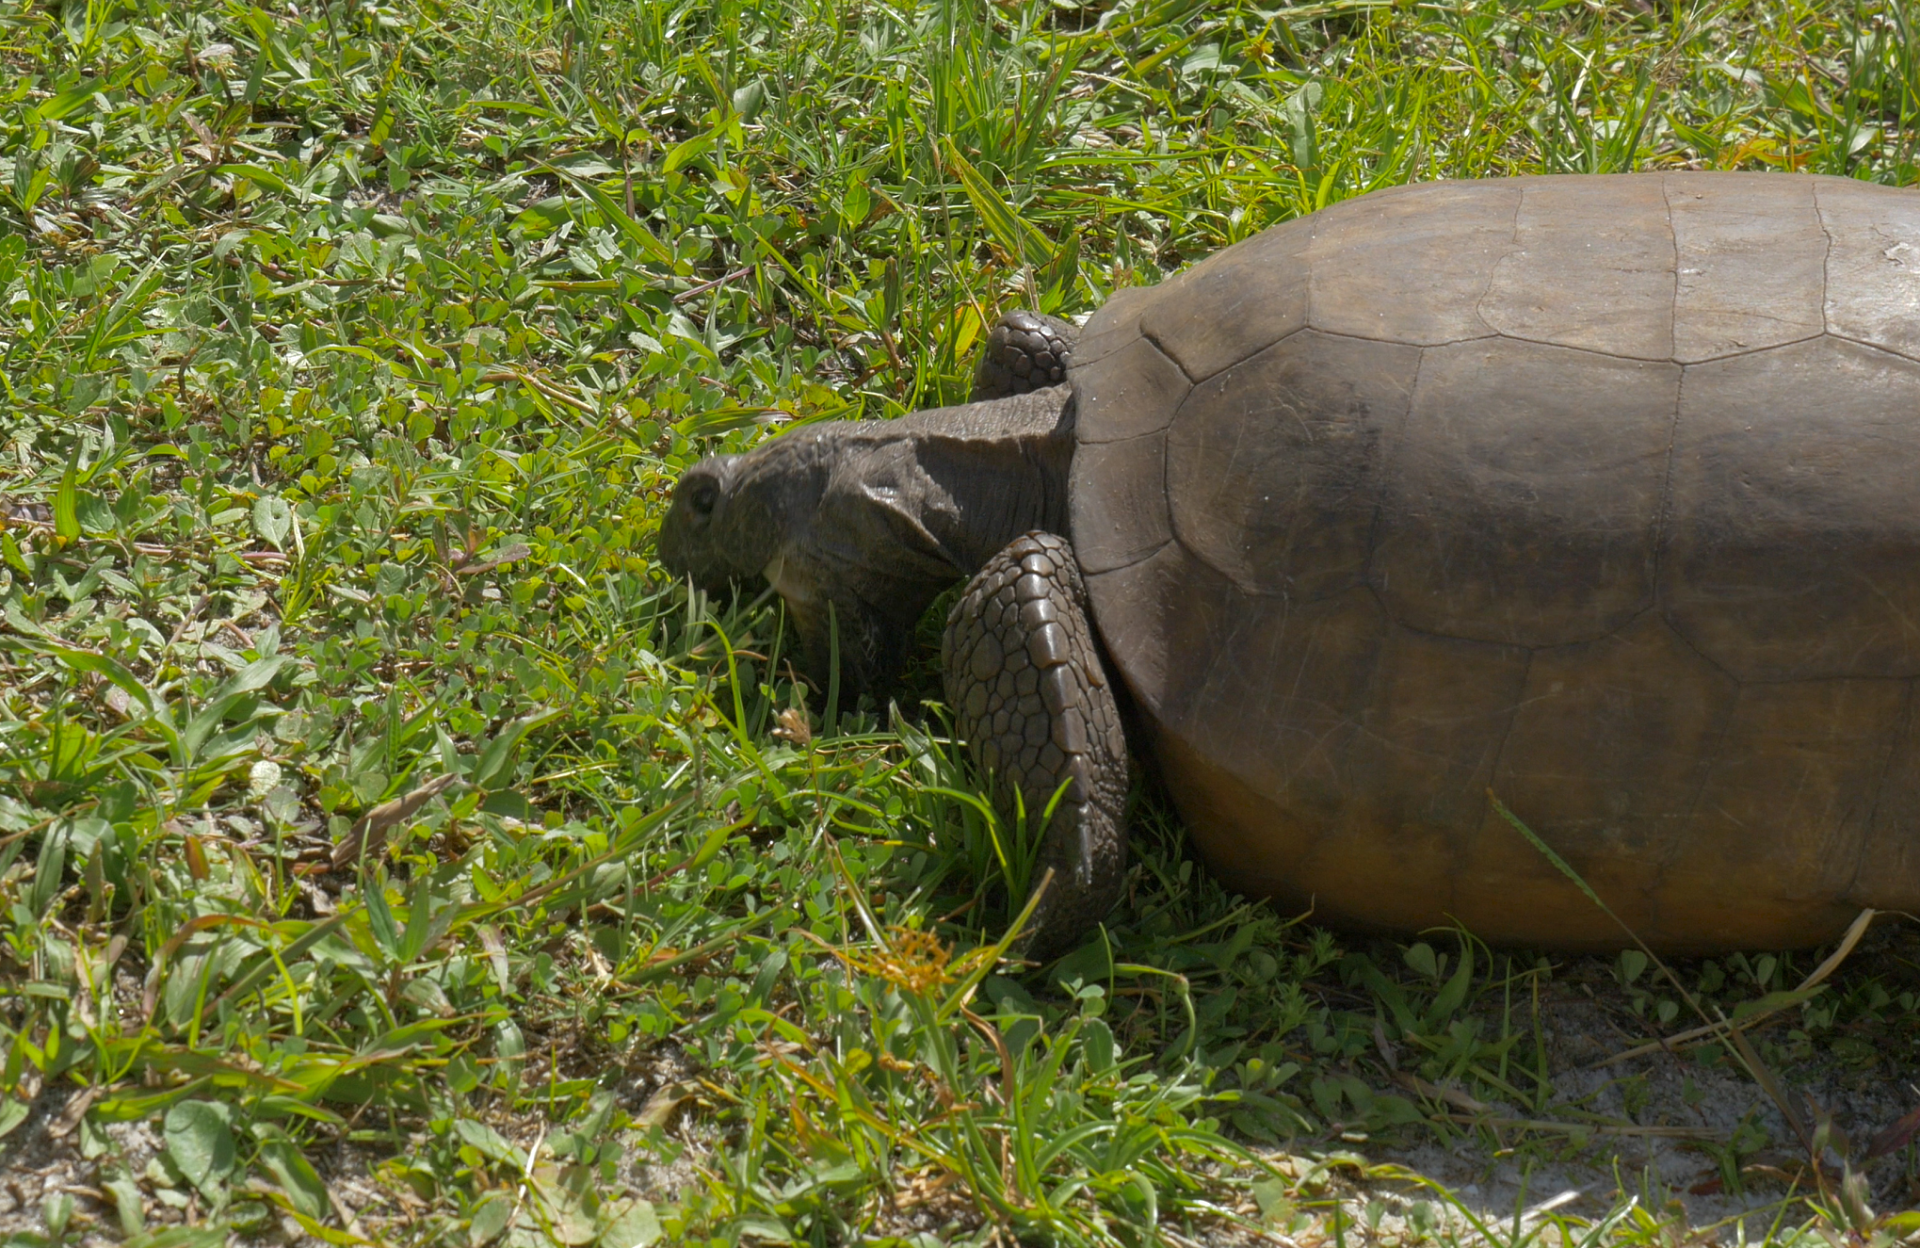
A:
756 385 1075 697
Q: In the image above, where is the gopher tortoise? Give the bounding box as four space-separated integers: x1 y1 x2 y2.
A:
661 171 1920 957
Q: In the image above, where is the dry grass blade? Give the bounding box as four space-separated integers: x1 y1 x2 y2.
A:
1597 908 1878 1066
1724 1024 1812 1151
331 773 463 871
1865 1104 1920 1161
634 1084 695 1130
1397 1072 1727 1142
47 1087 99 1139
1492 794 1817 1150
1392 1070 1490 1115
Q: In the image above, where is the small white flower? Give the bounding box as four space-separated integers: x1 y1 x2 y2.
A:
248 759 283 800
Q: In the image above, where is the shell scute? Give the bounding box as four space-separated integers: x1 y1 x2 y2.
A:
1858 696 1920 911
1667 170 1826 362
1166 329 1417 598
1157 587 1387 812
1445 615 1737 945
1817 177 1920 361
1138 216 1313 381
1663 336 1920 680
1064 173 1920 948
1286 623 1530 935
1650 678 1906 943
1070 337 1189 443
1305 178 1518 345
1369 337 1677 647
1477 176 1676 360
1069 431 1171 575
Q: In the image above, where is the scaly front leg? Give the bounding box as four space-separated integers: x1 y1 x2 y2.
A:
941 531 1130 958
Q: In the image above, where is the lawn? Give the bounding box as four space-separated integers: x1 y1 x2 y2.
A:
1 0 1918 1244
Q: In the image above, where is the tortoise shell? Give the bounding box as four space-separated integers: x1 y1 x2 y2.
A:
1067 172 1920 951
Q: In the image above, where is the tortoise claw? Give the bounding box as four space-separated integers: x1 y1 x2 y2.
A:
942 531 1129 959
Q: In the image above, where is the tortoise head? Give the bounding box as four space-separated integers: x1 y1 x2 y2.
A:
660 425 935 700
658 435 832 598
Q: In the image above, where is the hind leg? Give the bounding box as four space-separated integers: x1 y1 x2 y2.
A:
942 531 1129 957
971 310 1077 401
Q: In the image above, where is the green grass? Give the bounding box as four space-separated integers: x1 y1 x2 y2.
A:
1 0 1919 1244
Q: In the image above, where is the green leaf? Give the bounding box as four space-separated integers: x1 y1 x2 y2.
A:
539 165 674 265
52 460 80 540
552 1092 615 1163
1426 938 1474 1028
470 706 562 791
212 164 324 204
1251 1176 1293 1224
80 259 168 365
252 496 293 550
1081 1018 1114 1074
256 1140 331 1220
469 1191 512 1247
842 177 870 228
218 654 294 699
15 638 155 713
125 1229 227 1248
532 1168 601 1246
1037 227 1080 313
100 1177 143 1236
162 1100 235 1196
686 820 732 874
182 655 293 759
726 1215 791 1244
452 1118 525 1170
43 1191 73 1239
940 138 1055 272
33 78 105 123
1350 957 1416 1037
210 917 347 1017
91 1078 213 1124
363 879 399 955
397 870 445 964
598 1198 661 1248
29 824 68 918
730 80 766 121
661 133 713 174
479 790 535 821
1 531 29 574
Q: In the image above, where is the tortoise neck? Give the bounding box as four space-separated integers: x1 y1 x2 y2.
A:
896 384 1075 576
770 385 1077 662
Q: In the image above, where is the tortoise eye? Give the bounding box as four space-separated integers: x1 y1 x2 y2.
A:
687 479 719 517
